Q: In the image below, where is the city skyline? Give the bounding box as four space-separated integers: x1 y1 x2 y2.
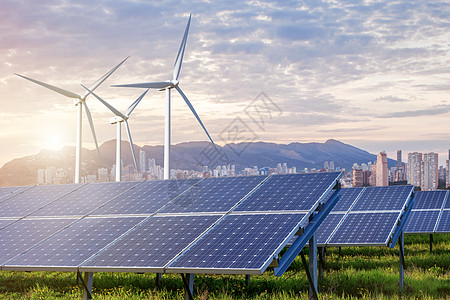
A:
1 1 450 168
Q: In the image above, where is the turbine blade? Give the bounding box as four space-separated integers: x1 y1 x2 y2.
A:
124 120 139 173
112 82 172 89
81 57 129 99
175 86 218 150
83 101 102 163
15 73 81 99
81 84 127 119
126 89 149 117
172 14 191 81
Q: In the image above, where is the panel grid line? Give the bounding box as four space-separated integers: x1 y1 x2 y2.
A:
0 186 34 204
434 190 449 233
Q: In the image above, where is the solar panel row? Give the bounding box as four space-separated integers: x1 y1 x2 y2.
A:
1 172 342 275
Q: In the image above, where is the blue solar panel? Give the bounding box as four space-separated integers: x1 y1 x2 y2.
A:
160 176 267 213
352 186 413 211
404 210 440 233
0 218 76 265
31 181 139 217
0 184 83 218
168 213 306 273
91 179 199 215
234 173 339 212
328 212 400 245
0 219 19 230
5 217 145 269
445 197 450 209
0 186 29 202
81 215 220 271
333 188 363 212
413 191 447 210
315 213 345 244
435 210 450 233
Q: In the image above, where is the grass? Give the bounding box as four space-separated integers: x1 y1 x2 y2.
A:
0 234 448 299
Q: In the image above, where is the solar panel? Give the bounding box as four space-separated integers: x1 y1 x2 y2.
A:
315 213 345 244
31 181 140 217
4 217 145 271
0 219 19 230
81 215 220 272
435 210 450 233
404 210 440 234
332 187 363 212
0 218 76 266
352 185 413 211
0 184 83 218
234 173 339 212
0 186 30 202
445 197 450 209
327 212 400 246
160 176 267 214
91 179 199 216
167 213 307 274
413 191 447 210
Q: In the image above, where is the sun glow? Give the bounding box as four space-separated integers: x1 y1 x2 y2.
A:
44 134 64 151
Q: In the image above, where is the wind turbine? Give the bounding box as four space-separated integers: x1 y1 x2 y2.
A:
15 57 128 183
112 15 217 180
82 85 148 182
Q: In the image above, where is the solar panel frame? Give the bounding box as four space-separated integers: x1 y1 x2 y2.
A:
352 185 413 212
412 191 447 210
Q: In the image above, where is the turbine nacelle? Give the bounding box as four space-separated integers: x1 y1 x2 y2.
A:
109 116 127 124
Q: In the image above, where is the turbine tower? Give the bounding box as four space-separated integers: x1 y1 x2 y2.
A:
112 15 217 179
16 57 128 183
82 85 149 182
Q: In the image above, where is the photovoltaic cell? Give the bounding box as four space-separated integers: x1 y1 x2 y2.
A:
435 210 450 233
81 215 220 271
404 210 440 234
333 188 363 212
0 186 29 202
328 212 400 245
352 186 413 211
91 179 199 215
5 217 145 269
413 191 446 210
445 198 450 209
0 218 76 265
31 181 139 217
235 173 339 212
168 213 306 273
315 213 345 245
0 184 83 218
0 219 19 230
160 176 267 213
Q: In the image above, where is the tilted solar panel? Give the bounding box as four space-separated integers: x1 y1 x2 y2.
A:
332 187 363 212
315 213 345 244
0 186 30 202
0 218 76 266
31 181 140 217
81 215 220 272
0 219 18 230
167 213 307 274
235 173 339 212
435 210 450 233
91 179 199 216
160 176 267 213
4 217 145 271
328 212 400 246
352 185 413 211
0 184 83 218
404 210 440 234
412 191 447 210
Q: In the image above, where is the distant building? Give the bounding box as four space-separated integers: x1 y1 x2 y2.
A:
407 152 422 188
421 152 438 191
324 161 329 172
369 163 377 186
353 169 371 187
376 152 388 186
330 161 335 172
139 150 147 174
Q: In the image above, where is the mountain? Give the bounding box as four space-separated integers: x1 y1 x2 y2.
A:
0 139 396 187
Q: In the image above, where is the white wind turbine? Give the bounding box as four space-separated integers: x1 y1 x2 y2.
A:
112 15 217 180
81 85 148 182
16 57 128 183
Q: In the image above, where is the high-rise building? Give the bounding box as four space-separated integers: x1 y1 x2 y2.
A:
421 152 438 191
353 169 370 187
376 152 388 186
324 161 329 171
330 161 335 171
369 163 377 186
282 163 288 174
396 150 402 166
407 152 422 187
139 150 147 173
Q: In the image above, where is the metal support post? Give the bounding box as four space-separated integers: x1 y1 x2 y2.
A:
79 272 93 300
309 234 318 299
155 273 162 288
318 246 325 280
301 251 319 300
399 231 405 291
181 273 194 300
245 274 251 287
430 234 433 252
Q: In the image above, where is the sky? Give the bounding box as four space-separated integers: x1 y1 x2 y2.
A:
1 0 450 168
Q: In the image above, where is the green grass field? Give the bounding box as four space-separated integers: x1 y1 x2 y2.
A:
0 234 448 299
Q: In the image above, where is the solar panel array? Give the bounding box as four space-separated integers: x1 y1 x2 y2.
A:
0 172 342 275
305 185 415 247
404 190 449 234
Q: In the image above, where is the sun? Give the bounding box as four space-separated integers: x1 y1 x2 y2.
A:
44 134 64 151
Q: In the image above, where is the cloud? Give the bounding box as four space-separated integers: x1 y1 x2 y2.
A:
379 105 450 118
374 95 409 102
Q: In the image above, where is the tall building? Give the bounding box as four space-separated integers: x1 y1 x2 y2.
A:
407 152 422 187
369 163 377 186
353 169 370 187
396 150 402 166
324 161 329 171
139 150 147 173
330 161 335 171
376 152 388 186
447 150 450 188
421 152 438 191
